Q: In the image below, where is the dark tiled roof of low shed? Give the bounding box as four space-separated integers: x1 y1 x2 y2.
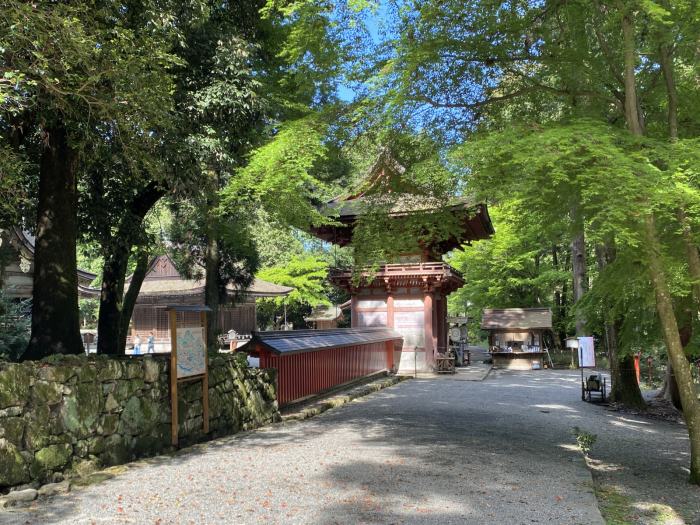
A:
252 327 403 355
481 308 553 330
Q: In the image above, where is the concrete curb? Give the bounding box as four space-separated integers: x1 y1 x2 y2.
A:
281 375 410 422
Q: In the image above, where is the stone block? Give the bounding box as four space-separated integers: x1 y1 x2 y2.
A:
34 443 72 472
74 439 89 458
0 488 37 508
100 434 130 466
0 417 25 445
130 434 165 457
97 360 124 381
0 438 29 487
87 436 106 456
142 357 162 383
37 363 75 384
70 456 101 479
124 361 143 379
77 364 98 383
24 405 53 450
104 393 119 413
113 378 145 402
31 380 64 406
100 414 119 436
0 363 32 409
60 382 102 438
37 480 71 497
120 396 159 435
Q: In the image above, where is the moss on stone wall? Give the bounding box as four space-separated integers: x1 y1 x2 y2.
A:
0 353 278 491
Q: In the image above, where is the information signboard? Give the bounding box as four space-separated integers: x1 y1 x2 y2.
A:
176 327 207 378
577 336 595 368
167 306 210 447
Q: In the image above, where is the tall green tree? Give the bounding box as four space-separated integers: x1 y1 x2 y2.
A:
0 2 178 359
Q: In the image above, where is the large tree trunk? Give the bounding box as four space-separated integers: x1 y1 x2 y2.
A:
24 125 83 360
658 363 682 409
570 209 587 336
204 235 221 350
644 215 700 483
596 243 645 408
658 44 678 141
118 250 150 352
622 8 700 482
621 10 644 136
96 182 163 355
97 244 130 355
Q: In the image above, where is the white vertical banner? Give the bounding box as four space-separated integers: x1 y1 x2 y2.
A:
577 336 595 368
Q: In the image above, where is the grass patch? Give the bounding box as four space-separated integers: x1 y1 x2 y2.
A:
594 484 635 525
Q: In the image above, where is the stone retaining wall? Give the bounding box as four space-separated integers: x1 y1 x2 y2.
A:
0 353 278 491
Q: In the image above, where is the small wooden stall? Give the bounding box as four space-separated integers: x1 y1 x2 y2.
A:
481 308 553 370
253 327 403 406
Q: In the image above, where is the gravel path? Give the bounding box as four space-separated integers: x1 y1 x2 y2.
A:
4 370 695 524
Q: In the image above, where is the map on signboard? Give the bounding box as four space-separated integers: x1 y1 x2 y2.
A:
577 336 595 368
176 327 206 378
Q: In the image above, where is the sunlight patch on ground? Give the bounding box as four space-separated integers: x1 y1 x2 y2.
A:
558 443 580 452
532 404 578 412
609 419 658 434
586 458 623 473
633 502 684 525
617 416 652 426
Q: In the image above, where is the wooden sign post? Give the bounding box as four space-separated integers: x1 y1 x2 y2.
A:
167 305 211 447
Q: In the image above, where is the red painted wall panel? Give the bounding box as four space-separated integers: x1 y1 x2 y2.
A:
258 341 391 406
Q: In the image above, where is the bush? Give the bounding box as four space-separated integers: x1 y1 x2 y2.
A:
0 291 30 361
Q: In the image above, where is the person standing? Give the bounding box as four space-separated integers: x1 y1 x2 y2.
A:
147 331 155 354
133 334 142 355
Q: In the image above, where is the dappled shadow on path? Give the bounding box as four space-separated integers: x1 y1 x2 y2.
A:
7 370 698 524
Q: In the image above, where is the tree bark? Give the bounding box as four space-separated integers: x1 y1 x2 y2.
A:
24 125 83 360
621 6 700 482
118 250 150 352
658 44 678 141
204 234 221 350
96 182 163 355
658 363 682 409
621 10 644 136
595 243 645 408
644 215 700 483
655 210 700 410
570 207 587 336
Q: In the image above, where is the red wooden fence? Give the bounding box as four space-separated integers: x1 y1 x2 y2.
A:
253 328 402 406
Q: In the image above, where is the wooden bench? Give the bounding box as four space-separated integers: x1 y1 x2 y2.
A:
435 353 456 374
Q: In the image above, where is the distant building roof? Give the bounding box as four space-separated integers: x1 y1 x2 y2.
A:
252 327 402 355
133 255 293 299
304 304 345 323
481 308 553 330
1 228 97 299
